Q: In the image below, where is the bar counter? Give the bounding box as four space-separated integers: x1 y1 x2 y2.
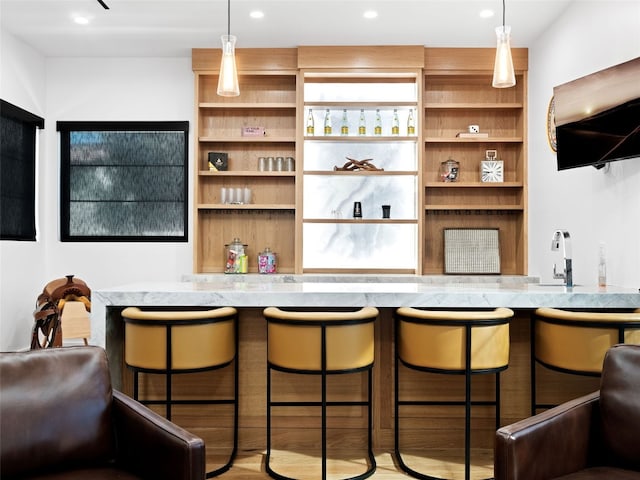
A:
94 274 640 311
93 275 640 453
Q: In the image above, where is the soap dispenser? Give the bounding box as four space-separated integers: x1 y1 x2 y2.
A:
598 242 607 287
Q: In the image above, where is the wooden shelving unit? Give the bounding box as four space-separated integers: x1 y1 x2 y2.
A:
422 48 528 275
192 48 298 273
192 46 528 276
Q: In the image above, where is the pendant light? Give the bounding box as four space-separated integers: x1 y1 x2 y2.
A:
492 0 516 88
217 0 240 96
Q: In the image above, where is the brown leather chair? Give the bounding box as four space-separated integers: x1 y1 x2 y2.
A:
0 346 205 480
495 343 640 480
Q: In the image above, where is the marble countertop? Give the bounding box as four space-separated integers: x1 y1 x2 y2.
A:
94 275 640 309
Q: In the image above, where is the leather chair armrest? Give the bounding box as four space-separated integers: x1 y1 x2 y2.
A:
495 391 601 480
112 390 205 480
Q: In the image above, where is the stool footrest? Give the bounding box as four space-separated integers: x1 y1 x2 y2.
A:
270 400 369 407
398 400 497 407
140 399 236 406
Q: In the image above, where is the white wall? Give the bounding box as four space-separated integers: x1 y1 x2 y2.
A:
0 31 48 350
1 31 194 350
527 1 640 288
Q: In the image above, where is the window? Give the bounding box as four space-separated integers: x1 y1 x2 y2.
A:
1 100 44 241
57 121 188 241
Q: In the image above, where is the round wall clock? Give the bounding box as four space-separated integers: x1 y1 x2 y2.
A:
547 95 557 152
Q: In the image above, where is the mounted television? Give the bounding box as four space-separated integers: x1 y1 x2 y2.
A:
553 56 640 170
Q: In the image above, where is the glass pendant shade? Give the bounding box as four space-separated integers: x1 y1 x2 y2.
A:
492 25 516 88
217 35 240 97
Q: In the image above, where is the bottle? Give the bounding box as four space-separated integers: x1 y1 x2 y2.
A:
323 109 332 135
407 108 415 135
392 109 400 135
598 242 607 287
358 109 366 135
341 109 349 136
306 108 314 136
374 109 382 136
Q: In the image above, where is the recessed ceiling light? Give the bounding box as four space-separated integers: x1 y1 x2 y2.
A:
363 10 378 19
73 15 90 25
479 9 495 19
250 10 264 19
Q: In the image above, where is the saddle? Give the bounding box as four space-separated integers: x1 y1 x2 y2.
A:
31 275 91 349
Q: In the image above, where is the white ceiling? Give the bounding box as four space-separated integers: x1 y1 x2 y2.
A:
0 0 575 58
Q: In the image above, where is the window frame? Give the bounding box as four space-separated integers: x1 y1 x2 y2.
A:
57 120 189 242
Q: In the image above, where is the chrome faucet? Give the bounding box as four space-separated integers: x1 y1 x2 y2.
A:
551 230 573 287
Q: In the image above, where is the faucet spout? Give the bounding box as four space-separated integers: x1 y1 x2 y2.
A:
551 230 573 287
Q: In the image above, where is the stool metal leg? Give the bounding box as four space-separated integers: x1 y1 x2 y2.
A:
133 370 140 401
321 327 327 480
464 326 471 480
166 325 172 421
206 331 239 478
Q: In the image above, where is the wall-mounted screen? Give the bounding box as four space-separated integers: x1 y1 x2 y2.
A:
554 57 640 170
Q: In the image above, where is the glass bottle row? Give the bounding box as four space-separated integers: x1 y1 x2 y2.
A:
306 108 416 137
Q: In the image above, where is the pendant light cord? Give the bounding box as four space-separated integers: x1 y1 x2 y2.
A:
227 0 231 37
502 0 506 28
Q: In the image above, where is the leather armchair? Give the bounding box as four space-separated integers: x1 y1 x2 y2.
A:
495 344 640 480
0 346 205 480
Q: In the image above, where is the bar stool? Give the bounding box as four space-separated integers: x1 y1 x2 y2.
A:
394 307 514 480
263 306 378 480
121 306 238 478
531 307 640 414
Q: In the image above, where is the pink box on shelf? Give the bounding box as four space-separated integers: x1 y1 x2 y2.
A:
242 127 266 137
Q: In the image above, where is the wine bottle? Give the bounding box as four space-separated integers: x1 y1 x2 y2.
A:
374 109 382 136
324 109 332 135
407 108 415 135
358 109 366 135
392 109 400 136
341 109 349 136
306 108 314 135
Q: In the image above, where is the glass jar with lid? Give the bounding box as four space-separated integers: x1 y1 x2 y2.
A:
225 237 248 273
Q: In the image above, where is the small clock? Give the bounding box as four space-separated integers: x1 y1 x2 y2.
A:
481 160 504 182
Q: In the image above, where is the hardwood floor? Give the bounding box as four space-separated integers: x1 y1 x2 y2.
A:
206 448 494 479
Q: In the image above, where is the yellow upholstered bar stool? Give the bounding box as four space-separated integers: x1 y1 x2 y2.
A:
394 307 514 480
531 307 640 414
263 307 379 480
121 306 238 478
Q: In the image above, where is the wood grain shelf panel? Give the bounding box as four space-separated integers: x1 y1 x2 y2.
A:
197 204 296 210
198 136 295 143
303 218 417 224
199 171 296 177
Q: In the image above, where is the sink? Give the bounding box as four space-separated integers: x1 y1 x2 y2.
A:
535 283 582 287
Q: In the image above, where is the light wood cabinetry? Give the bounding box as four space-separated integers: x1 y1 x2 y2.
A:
192 47 528 276
422 48 528 275
192 49 298 273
